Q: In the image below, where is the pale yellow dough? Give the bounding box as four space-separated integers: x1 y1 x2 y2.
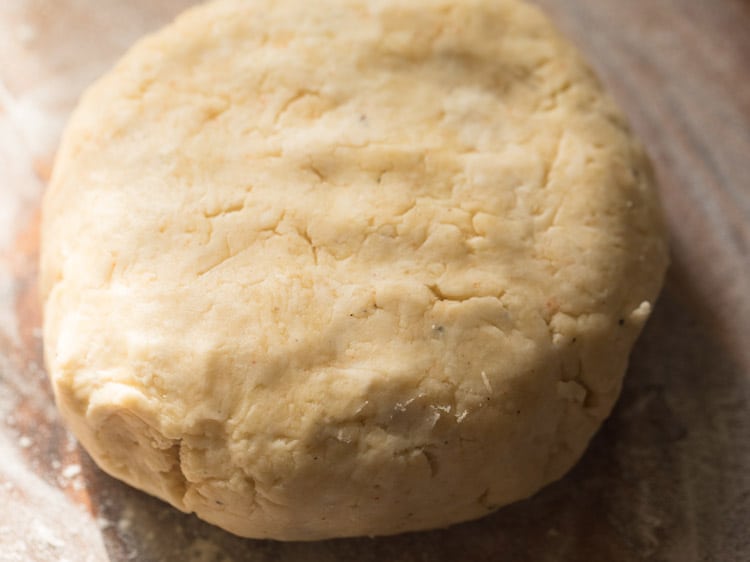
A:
41 0 668 540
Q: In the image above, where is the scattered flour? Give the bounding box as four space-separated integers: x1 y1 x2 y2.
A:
61 463 81 479
184 538 235 562
0 431 109 562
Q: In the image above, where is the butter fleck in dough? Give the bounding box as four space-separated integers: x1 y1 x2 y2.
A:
41 0 669 540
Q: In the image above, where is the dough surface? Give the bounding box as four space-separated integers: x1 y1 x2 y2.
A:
41 0 669 540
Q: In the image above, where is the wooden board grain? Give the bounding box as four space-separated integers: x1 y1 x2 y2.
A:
0 1 748 560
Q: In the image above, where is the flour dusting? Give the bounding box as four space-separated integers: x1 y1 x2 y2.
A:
0 430 109 562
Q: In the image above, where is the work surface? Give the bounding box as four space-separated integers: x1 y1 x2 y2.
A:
1 1 748 560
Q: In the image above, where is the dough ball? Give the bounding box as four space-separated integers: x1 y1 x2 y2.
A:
41 0 668 540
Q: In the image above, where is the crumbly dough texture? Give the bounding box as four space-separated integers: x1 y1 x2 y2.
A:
41 0 668 540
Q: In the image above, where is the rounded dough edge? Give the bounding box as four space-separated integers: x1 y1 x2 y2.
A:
41 0 669 539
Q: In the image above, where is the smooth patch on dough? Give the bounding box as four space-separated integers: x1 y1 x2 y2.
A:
41 0 669 540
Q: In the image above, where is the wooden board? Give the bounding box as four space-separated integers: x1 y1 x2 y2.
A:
1 1 748 560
